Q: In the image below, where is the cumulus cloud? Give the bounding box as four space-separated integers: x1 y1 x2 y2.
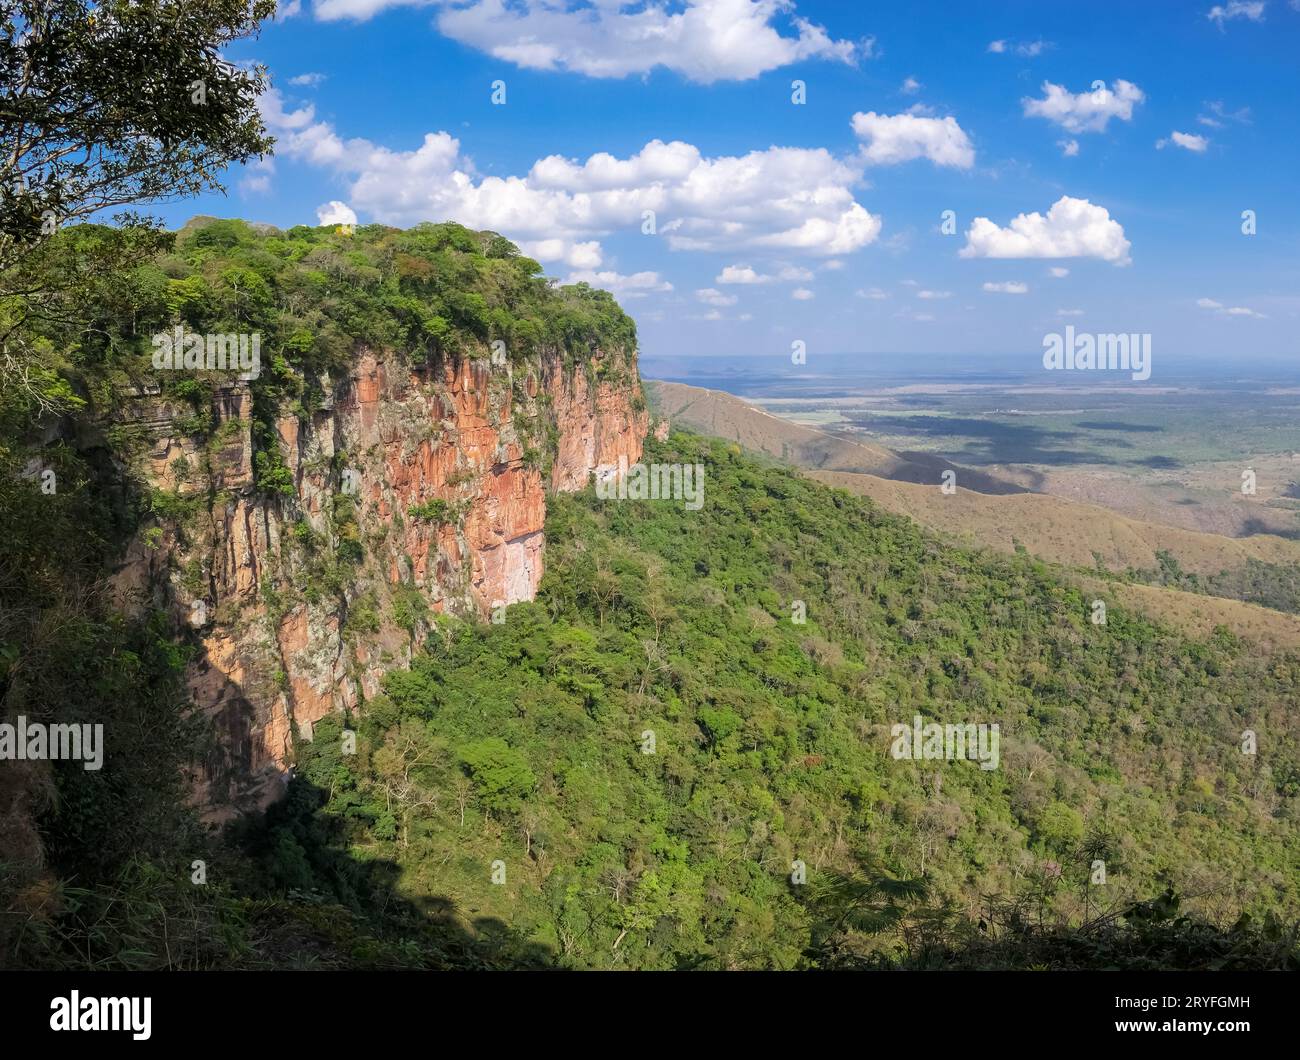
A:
566 270 673 296
258 91 881 262
322 0 865 83
960 195 1132 265
288 72 326 87
516 239 603 269
1207 2 1266 27
983 281 1029 294
852 110 975 168
1197 297 1265 318
696 287 738 306
791 288 815 300
715 263 814 284
239 156 275 196
916 289 951 299
1049 267 1069 277
1157 131 1210 152
987 39 1007 53
1059 139 1080 157
316 200 357 226
856 287 889 299
717 264 770 284
1023 80 1144 133
901 76 922 94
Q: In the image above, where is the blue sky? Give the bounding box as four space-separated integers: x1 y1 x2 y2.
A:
168 0 1300 364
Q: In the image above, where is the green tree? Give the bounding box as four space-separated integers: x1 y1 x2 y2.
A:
457 737 536 814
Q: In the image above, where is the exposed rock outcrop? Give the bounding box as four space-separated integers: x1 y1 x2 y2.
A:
114 345 646 819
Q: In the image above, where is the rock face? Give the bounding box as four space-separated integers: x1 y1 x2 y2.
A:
114 346 646 820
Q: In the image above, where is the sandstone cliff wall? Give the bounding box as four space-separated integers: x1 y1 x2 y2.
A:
113 346 646 819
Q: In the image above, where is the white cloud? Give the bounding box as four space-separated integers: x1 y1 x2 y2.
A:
1057 308 1084 316
1023 80 1144 134
516 239 603 269
566 270 673 296
982 281 1029 294
1157 130 1210 152
821 259 844 271
960 196 1132 266
696 287 738 306
1059 139 1080 157
258 92 881 261
313 0 424 16
988 38 1052 56
713 262 820 285
344 0 866 83
901 76 922 94
1207 2 1266 27
717 264 771 284
239 156 275 196
856 287 889 299
316 200 357 226
288 72 326 87
1198 297 1265 318
916 289 951 299
1049 267 1069 278
851 110 975 168
791 288 815 300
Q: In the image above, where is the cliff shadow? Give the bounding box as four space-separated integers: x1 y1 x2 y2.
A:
229 772 557 970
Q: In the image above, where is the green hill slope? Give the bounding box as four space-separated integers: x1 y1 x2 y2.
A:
274 433 1300 969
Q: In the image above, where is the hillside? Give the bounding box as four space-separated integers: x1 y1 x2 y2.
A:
647 380 1300 604
647 380 1027 494
234 434 1300 969
810 469 1300 577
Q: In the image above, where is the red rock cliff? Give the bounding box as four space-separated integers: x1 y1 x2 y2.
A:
113 345 647 819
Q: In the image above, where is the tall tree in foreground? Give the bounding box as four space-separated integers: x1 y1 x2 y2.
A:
0 0 274 957
0 0 274 411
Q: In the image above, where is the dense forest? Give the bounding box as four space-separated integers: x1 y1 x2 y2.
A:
267 432 1300 969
